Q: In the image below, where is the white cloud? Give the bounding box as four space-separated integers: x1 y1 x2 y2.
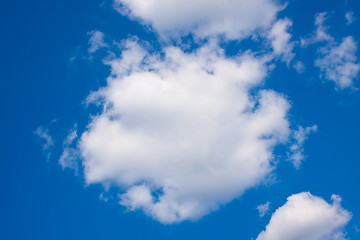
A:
87 30 108 53
313 12 334 43
59 127 79 172
114 0 282 40
316 36 360 89
301 12 333 47
293 61 305 74
288 125 317 168
78 39 293 223
345 11 355 25
268 18 295 63
301 12 360 89
35 126 54 151
257 202 271 217
257 192 352 240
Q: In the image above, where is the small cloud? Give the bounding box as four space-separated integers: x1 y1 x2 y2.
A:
345 11 355 25
315 36 360 89
257 202 271 217
99 193 109 203
293 61 305 74
268 18 295 64
256 192 352 240
59 126 79 173
87 30 108 54
301 12 360 89
301 12 333 47
35 126 54 151
288 125 318 168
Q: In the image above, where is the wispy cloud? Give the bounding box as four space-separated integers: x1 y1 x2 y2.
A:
301 12 360 89
59 126 79 173
35 126 54 151
316 36 360 89
345 11 355 25
268 18 295 63
87 30 108 54
288 125 318 168
257 202 271 217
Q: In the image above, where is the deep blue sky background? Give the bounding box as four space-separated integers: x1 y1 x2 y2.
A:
1 0 360 239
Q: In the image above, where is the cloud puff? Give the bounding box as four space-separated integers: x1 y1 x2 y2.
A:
87 30 108 53
345 11 355 25
300 12 360 89
114 0 282 40
78 39 293 223
288 125 317 168
301 12 334 47
35 126 54 151
316 36 360 89
257 192 352 240
268 18 295 63
59 127 79 172
293 61 305 74
257 202 271 217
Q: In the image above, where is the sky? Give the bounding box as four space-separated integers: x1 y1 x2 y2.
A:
1 0 360 239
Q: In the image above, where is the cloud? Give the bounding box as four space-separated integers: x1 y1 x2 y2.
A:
301 12 360 89
313 12 334 43
293 61 305 74
77 39 293 223
87 30 108 53
114 0 282 40
268 18 295 63
300 12 334 47
35 126 54 151
59 126 79 172
288 125 317 168
257 202 271 217
256 192 352 240
316 36 360 89
345 11 355 25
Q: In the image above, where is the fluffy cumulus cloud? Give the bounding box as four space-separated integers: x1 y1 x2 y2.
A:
257 192 352 240
78 39 293 223
114 0 282 40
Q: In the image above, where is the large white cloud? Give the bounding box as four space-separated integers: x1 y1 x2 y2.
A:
78 39 293 223
114 0 282 40
257 192 352 240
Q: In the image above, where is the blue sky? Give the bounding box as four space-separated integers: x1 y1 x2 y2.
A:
1 0 360 239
